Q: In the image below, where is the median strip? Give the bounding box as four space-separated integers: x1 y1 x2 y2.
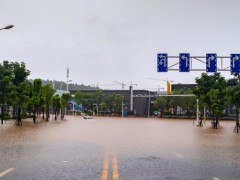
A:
101 150 119 180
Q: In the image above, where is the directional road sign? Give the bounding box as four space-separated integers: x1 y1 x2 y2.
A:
206 54 217 72
157 53 168 72
179 53 190 72
231 54 240 73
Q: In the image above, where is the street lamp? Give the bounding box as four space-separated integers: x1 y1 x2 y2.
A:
0 25 14 31
67 80 72 92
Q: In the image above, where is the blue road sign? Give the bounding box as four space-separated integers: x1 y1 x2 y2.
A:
231 54 240 73
206 54 217 72
157 53 168 72
179 53 190 72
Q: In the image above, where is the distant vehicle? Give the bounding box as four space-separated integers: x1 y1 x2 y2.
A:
83 115 93 120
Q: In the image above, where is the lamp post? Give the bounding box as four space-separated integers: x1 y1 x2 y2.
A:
67 80 72 92
148 91 151 118
0 25 14 31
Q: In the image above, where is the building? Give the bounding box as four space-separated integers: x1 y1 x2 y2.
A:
69 87 160 116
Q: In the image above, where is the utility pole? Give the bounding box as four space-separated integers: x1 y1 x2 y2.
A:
128 83 137 111
66 67 70 92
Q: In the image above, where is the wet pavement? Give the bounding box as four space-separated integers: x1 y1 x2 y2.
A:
1 116 240 180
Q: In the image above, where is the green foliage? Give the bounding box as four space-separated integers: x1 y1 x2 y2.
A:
154 97 166 110
30 79 100 91
61 93 71 109
52 95 61 111
82 93 95 110
42 84 56 121
94 90 104 105
194 73 227 117
170 88 196 111
0 61 13 123
113 94 124 114
207 89 222 116
74 91 84 106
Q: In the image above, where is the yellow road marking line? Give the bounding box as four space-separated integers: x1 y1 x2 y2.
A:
212 177 221 180
0 168 15 177
102 153 109 180
112 151 119 180
172 152 184 159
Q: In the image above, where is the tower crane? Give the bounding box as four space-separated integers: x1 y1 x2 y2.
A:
113 81 127 90
147 77 173 95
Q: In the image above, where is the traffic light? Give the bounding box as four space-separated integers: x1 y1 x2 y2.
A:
167 81 171 95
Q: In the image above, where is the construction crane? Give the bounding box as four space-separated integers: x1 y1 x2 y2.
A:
127 82 138 87
113 81 138 90
147 77 173 95
113 81 127 90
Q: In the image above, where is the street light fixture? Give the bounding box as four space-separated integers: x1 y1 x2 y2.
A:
0 25 14 31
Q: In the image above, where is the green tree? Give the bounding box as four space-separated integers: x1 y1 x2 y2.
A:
99 102 107 115
94 90 104 105
30 79 43 123
60 93 70 119
93 90 104 115
105 94 115 113
52 95 61 120
226 81 240 132
42 84 55 121
82 93 94 114
154 97 166 114
113 94 124 115
74 91 84 108
0 61 13 124
170 88 196 115
11 62 31 126
194 73 227 127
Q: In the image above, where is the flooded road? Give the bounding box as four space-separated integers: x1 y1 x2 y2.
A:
1 116 240 180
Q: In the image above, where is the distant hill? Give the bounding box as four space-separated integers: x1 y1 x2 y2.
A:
29 79 100 91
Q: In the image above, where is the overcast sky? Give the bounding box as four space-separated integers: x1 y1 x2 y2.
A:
1 0 240 90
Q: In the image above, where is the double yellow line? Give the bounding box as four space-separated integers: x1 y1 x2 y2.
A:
102 151 119 180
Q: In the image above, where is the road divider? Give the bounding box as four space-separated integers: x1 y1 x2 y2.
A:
101 150 119 180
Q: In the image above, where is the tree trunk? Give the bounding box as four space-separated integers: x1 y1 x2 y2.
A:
61 108 64 119
33 107 36 123
236 108 239 133
17 107 22 126
54 110 57 120
215 116 218 129
46 106 49 121
1 106 3 125
42 107 45 119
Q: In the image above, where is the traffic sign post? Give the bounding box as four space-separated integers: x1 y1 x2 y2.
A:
157 54 168 72
206 54 217 72
231 54 240 73
179 53 190 72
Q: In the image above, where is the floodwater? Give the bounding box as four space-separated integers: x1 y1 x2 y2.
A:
0 116 240 180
